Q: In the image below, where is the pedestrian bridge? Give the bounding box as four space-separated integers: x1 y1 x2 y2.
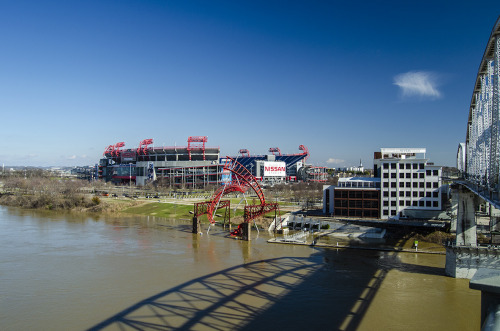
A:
451 15 500 328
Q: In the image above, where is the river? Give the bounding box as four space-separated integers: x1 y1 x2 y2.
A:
0 206 480 330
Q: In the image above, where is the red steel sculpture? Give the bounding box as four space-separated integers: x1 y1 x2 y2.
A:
194 157 280 237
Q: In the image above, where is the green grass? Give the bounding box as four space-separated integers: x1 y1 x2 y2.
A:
122 201 246 221
123 202 193 219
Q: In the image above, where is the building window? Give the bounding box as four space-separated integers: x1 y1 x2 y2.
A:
399 182 405 188
426 192 431 197
413 182 418 188
391 201 396 206
433 201 439 207
391 192 396 197
406 173 411 178
419 163 425 169
413 201 418 206
383 173 389 178
426 201 431 207
383 209 389 215
383 182 389 187
433 170 438 176
419 191 425 197
383 201 389 206
399 200 405 206
383 163 389 169
399 191 405 197
419 182 424 188
419 201 424 207
426 170 431 176
433 191 438 198
406 191 411 197
426 182 432 188
391 182 397 188
433 182 438 188
391 210 397 216
383 191 389 197
406 182 411 187
406 164 412 169
399 164 405 169
413 191 418 197
420 173 425 178
400 173 405 178
413 173 418 179
391 173 397 178
406 200 411 206
391 163 396 169
413 163 418 169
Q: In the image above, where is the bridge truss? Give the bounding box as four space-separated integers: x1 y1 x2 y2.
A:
464 17 500 197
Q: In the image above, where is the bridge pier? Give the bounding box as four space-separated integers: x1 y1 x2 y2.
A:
456 186 478 246
470 268 500 329
446 186 479 278
490 205 500 240
241 222 251 241
192 216 201 234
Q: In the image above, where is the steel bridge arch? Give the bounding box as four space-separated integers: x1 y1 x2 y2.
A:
464 16 500 192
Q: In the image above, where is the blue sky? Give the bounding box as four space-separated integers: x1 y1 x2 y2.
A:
1 1 499 168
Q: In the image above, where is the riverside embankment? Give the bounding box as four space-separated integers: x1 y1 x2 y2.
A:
0 189 452 254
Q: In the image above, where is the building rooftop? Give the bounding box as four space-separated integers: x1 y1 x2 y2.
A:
375 148 427 160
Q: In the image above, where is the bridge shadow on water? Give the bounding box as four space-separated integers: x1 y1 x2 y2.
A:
88 248 443 331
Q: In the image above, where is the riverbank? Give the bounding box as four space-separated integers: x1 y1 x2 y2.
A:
268 237 446 254
0 193 450 253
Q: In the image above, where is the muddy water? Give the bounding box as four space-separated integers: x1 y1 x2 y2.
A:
0 206 479 330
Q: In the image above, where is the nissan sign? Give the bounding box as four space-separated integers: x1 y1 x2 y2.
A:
263 161 286 177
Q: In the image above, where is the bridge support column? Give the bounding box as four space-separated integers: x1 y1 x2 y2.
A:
241 222 251 241
491 206 500 237
192 216 201 234
470 268 500 328
450 189 459 234
456 187 478 246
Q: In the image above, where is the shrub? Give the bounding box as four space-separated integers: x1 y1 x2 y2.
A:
92 196 101 205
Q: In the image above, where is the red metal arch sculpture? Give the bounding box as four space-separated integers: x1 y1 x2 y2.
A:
201 157 279 225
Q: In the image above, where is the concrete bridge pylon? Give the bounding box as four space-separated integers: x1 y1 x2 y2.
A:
455 186 478 247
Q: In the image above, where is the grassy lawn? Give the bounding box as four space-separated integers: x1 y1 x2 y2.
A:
123 202 193 219
122 201 247 221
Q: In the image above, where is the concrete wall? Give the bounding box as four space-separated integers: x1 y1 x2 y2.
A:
445 246 500 279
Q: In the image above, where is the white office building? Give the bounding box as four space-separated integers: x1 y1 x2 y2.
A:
374 148 442 220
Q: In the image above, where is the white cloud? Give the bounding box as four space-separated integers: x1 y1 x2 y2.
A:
67 155 77 160
326 158 345 165
394 71 441 98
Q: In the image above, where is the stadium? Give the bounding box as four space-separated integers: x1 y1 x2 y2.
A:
97 136 327 187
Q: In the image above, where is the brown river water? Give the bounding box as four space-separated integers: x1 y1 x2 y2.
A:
0 206 480 330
